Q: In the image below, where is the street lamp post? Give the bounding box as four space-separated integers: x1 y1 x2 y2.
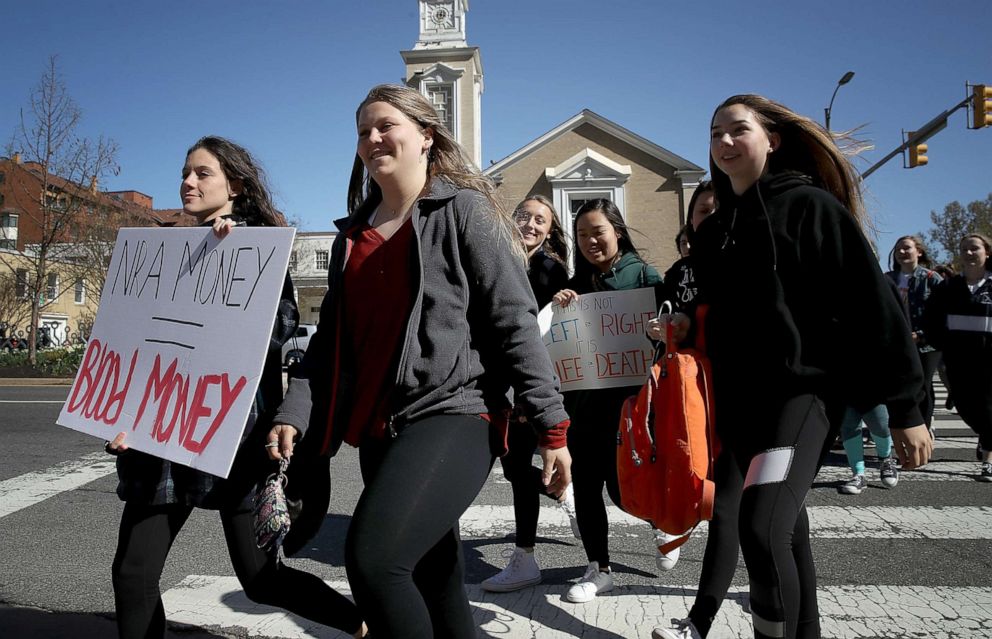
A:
824 71 855 131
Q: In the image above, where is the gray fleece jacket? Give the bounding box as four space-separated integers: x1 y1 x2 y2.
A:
272 178 569 456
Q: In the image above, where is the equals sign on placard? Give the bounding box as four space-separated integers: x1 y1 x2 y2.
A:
145 316 203 350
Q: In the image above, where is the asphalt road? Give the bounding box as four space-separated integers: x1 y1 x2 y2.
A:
1 383 990 638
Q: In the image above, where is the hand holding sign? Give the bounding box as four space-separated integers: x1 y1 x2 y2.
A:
539 289 658 392
58 227 295 478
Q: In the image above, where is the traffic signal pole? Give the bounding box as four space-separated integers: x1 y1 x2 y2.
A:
860 83 989 179
860 96 966 179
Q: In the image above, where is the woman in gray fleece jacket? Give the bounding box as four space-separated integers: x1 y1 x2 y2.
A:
264 85 572 639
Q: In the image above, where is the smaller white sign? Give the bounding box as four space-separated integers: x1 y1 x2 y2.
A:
57 227 295 478
538 288 658 392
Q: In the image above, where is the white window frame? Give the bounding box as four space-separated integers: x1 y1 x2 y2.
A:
314 250 329 270
15 268 29 299
46 272 59 302
1 212 18 250
74 279 86 304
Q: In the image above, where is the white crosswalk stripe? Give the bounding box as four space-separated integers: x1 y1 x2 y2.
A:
162 577 992 639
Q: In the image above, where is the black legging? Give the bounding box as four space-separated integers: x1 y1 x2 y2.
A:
687 447 743 638
112 502 362 639
725 394 831 639
918 350 942 428
944 358 992 451
566 392 627 567
345 414 494 639
500 421 558 548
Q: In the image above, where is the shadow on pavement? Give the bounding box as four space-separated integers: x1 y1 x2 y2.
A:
0 604 233 638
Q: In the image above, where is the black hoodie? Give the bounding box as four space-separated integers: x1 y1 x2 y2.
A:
690 171 923 430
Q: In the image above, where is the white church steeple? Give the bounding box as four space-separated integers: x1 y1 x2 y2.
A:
402 0 483 168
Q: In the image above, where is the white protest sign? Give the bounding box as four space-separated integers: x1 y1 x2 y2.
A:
57 227 295 478
538 288 657 392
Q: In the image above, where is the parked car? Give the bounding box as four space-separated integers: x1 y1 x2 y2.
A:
282 324 316 368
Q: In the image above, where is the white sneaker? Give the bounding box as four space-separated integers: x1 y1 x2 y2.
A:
652 618 702 639
565 561 613 603
558 483 581 538
653 529 681 571
481 547 542 592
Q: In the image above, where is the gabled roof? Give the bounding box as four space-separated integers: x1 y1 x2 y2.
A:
484 109 705 178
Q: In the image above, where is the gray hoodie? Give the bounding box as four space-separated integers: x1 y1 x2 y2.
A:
273 178 568 455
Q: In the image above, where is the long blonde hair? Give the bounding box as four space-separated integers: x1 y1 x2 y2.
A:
346 84 521 258
710 94 866 231
515 194 569 266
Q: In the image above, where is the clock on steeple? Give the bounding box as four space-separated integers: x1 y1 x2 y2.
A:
415 0 467 48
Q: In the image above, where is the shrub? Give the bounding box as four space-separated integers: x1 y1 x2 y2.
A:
0 345 85 378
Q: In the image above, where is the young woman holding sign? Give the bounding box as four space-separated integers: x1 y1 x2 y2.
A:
265 85 572 639
107 136 366 639
481 194 577 593
550 199 667 603
651 95 930 639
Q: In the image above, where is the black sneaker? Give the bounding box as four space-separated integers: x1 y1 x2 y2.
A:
838 474 867 495
879 457 899 488
980 463 992 483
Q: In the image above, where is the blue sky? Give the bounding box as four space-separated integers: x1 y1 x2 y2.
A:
3 0 989 263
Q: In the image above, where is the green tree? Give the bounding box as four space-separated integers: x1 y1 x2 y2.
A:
925 194 992 266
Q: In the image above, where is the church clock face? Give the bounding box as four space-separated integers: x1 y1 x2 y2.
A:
429 2 455 30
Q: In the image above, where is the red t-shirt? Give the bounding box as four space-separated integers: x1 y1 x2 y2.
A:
342 217 415 445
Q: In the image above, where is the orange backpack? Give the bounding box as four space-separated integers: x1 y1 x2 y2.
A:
616 304 717 554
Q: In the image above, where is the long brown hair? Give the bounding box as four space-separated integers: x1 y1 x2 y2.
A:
346 84 521 258
515 194 568 265
961 233 992 271
709 94 866 231
185 136 284 227
888 234 933 271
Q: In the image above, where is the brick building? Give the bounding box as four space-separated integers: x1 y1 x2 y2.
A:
0 154 192 344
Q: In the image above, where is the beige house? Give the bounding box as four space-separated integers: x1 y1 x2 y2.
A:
483 110 705 273
0 250 98 346
288 231 336 325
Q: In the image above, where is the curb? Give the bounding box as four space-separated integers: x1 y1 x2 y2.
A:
0 378 73 386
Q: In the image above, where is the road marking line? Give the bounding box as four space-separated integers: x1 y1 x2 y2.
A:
162 577 992 639
0 400 66 403
0 452 116 519
815 459 983 480
458 505 992 540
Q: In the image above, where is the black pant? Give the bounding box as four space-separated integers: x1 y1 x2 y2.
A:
112 502 362 639
566 396 625 567
918 350 942 427
945 357 992 451
687 447 743 638
345 414 494 639
499 421 558 548
724 394 830 639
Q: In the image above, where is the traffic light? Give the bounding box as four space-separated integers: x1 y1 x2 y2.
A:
973 84 992 129
907 132 928 168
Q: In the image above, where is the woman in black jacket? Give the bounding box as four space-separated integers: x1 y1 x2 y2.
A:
925 233 992 481
481 195 575 593
107 137 366 639
652 95 931 639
